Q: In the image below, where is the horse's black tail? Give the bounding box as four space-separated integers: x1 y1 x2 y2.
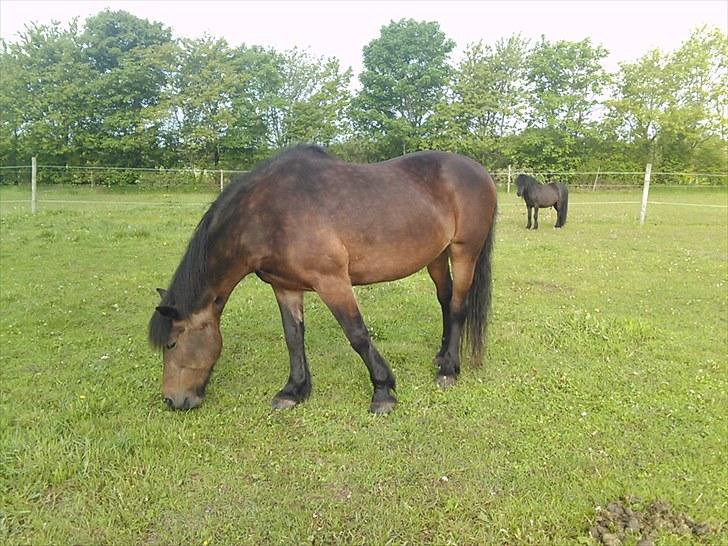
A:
556 184 569 227
462 204 497 366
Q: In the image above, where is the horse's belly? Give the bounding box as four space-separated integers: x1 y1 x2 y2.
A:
346 233 449 285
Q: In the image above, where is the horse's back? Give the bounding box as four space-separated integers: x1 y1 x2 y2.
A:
527 182 559 206
252 149 494 228
546 182 563 192
335 151 495 246
244 149 496 287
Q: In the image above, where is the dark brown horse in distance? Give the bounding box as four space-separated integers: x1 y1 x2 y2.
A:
149 145 497 414
515 174 569 229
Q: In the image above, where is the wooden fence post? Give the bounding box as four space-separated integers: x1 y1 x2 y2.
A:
31 156 37 214
640 163 652 226
592 167 600 192
507 165 512 194
220 170 224 193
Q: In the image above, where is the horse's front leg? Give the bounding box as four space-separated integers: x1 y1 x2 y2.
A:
526 205 532 229
532 206 539 229
317 280 397 414
271 286 312 409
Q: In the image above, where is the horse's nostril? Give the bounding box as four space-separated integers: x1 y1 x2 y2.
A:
164 397 174 408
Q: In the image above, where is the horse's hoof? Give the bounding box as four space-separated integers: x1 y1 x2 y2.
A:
271 397 298 410
436 375 458 389
369 399 396 415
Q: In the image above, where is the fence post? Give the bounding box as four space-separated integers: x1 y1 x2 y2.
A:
31 156 37 214
507 165 512 194
640 163 652 226
220 169 224 193
592 167 600 192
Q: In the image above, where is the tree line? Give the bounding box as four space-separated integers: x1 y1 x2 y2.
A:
1 10 726 181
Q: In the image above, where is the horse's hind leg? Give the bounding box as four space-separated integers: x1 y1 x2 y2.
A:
271 287 312 409
435 242 477 389
532 207 539 229
554 204 561 227
427 251 452 364
317 280 397 414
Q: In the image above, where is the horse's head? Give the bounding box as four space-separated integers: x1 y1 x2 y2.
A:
152 290 223 410
515 174 528 197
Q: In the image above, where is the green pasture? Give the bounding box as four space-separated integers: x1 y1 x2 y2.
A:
1 185 726 545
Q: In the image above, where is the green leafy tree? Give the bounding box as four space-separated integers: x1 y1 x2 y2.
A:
428 35 530 166
526 37 609 133
227 47 351 166
263 48 351 149
1 20 96 168
282 55 352 147
514 37 609 171
82 8 171 72
80 10 176 167
352 19 455 158
608 26 727 172
2 6 723 183
607 49 671 168
171 36 236 166
0 39 26 172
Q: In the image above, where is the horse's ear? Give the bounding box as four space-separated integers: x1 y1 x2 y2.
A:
156 288 167 300
156 305 181 320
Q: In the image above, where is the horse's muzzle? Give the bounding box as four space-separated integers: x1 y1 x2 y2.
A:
164 392 203 410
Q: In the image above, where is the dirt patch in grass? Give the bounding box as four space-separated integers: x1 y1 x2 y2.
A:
523 279 570 293
589 496 715 545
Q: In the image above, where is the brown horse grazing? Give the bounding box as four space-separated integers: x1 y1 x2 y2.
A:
149 145 497 414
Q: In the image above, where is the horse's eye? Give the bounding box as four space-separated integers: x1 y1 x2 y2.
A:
166 341 177 350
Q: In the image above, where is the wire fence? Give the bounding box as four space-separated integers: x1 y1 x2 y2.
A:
489 169 727 191
1 163 727 191
0 163 726 215
0 164 249 192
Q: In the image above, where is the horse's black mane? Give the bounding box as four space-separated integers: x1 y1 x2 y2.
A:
148 144 334 348
516 173 540 187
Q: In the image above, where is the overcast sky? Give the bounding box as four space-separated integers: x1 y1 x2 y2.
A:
1 0 726 76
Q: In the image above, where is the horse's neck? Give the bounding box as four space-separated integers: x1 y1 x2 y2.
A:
209 250 255 302
205 225 256 303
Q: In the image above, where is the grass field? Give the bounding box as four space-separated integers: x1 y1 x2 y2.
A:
1 184 726 545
